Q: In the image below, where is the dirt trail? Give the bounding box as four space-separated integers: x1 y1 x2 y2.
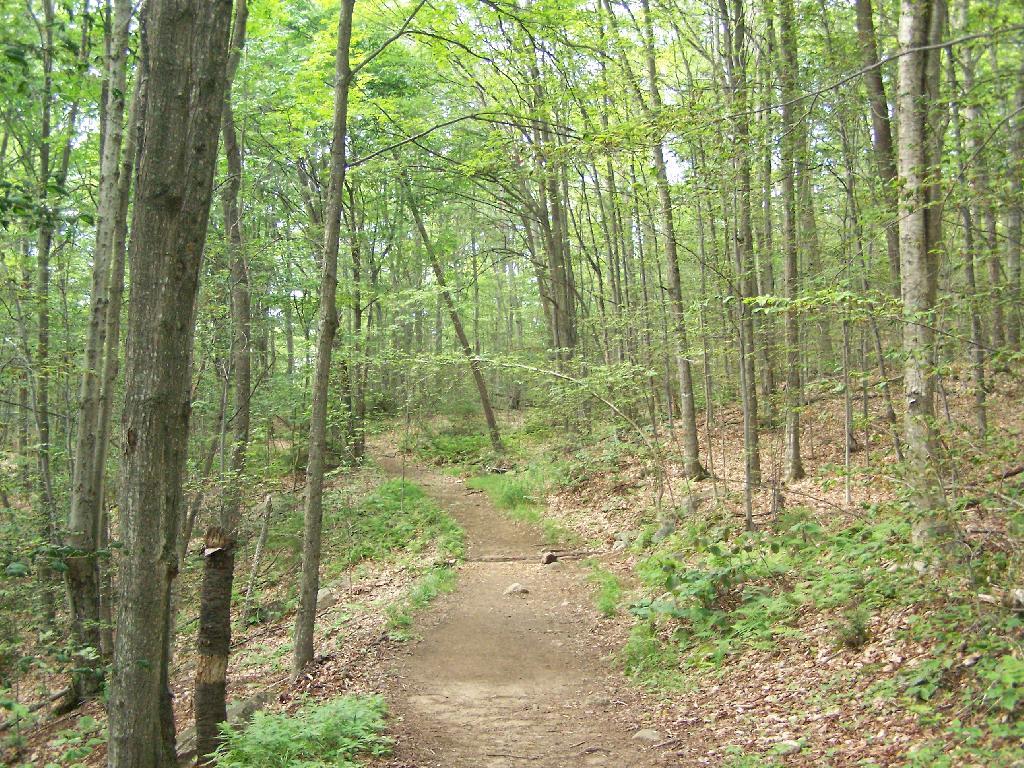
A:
376 450 664 768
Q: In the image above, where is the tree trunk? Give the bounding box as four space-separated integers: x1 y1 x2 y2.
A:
895 0 947 521
293 0 355 676
403 173 504 453
855 0 901 293
195 1 250 759
778 0 804 482
1009 56 1024 351
65 0 132 705
107 0 233 765
637 0 706 479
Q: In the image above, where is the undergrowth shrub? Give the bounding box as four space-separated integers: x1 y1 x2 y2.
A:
213 696 391 768
833 606 871 649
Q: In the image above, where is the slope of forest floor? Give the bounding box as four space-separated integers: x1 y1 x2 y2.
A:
402 366 1024 767
5 366 1023 768
4 468 464 767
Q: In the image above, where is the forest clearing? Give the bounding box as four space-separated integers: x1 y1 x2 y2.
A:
1 0 1023 766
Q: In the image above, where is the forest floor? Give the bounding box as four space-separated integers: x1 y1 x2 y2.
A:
7 370 1023 767
372 445 666 768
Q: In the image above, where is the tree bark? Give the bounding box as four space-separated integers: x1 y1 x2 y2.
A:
195 0 250 759
107 0 233 765
855 0 902 293
402 173 504 453
778 0 804 481
293 0 355 676
65 0 132 705
895 0 946 520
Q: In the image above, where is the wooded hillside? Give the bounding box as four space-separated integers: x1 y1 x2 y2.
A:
1 0 1022 766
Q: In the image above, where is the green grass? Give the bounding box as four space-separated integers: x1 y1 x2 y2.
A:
466 468 578 546
405 423 493 467
385 566 458 640
213 696 391 768
585 561 623 617
321 479 464 580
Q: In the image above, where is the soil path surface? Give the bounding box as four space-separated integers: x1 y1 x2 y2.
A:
376 450 664 768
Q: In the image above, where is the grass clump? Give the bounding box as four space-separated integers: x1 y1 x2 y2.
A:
213 695 391 768
467 468 577 546
620 624 685 690
405 423 492 467
386 567 458 640
586 562 623 617
833 606 871 649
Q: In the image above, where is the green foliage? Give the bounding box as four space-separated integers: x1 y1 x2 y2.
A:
385 566 457 641
585 562 623 617
978 655 1024 713
832 606 871 650
326 479 464 570
620 624 685 690
41 716 104 768
467 464 576 546
213 696 391 768
408 423 492 467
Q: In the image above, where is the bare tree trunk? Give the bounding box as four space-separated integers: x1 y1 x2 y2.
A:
721 0 760 494
107 0 233 765
195 1 250 759
242 495 273 620
1009 57 1024 351
778 0 804 482
637 0 706 479
293 0 355 676
347 182 366 461
855 0 901 293
402 173 504 453
895 0 947 522
65 0 132 706
96 73 141 662
947 48 987 437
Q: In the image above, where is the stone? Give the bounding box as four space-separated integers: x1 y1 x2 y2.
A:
503 582 529 596
631 728 662 744
316 587 339 611
177 691 270 763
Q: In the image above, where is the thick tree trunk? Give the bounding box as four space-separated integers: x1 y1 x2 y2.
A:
293 0 355 676
107 1 233 765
